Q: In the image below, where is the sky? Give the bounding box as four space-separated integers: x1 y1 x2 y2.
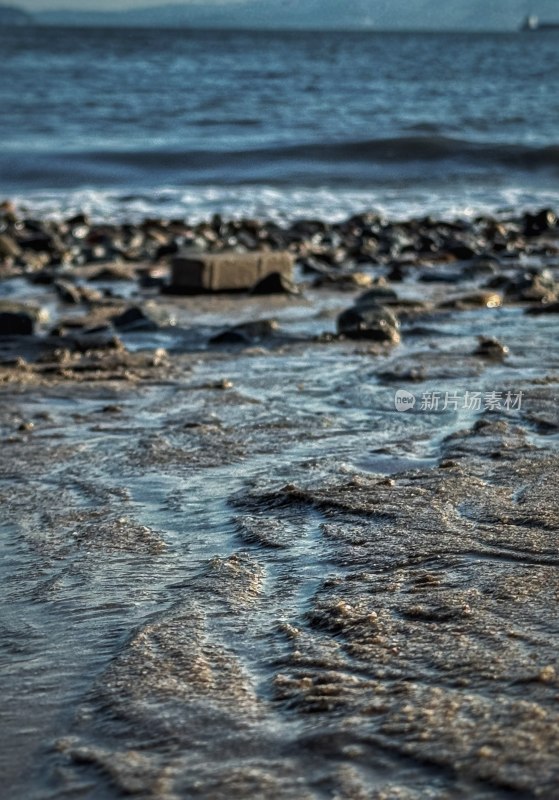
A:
15 0 559 27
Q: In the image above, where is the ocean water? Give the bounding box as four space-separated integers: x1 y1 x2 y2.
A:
1 25 559 220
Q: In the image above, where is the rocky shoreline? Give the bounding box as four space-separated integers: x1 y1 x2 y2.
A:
1 202 559 378
1 202 559 798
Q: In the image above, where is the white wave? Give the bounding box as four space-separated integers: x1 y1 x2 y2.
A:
9 184 559 223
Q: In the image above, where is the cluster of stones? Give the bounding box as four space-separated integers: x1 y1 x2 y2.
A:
1 200 558 348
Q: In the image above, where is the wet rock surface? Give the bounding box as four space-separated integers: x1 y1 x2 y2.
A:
1 205 559 800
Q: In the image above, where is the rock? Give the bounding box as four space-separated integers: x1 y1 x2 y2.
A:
111 306 159 332
0 301 48 324
210 319 278 345
337 305 401 344
55 280 82 304
68 328 124 352
473 336 509 360
523 208 557 237
17 232 55 253
355 285 399 307
313 272 373 290
250 271 299 295
487 270 558 304
445 243 478 261
66 213 90 227
0 311 34 336
28 269 56 285
79 286 104 305
0 234 22 259
525 301 559 315
439 291 502 310
512 273 556 304
169 250 294 293
88 264 135 281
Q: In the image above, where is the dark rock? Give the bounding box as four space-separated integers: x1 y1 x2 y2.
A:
210 319 278 345
488 270 558 303
439 291 502 310
0 312 34 336
355 285 399 307
55 280 82 304
446 243 478 260
337 305 400 344
155 241 180 260
525 301 559 315
209 329 249 345
66 213 90 227
473 336 509 360
68 328 124 352
523 209 557 237
387 264 407 282
111 307 159 332
18 233 54 253
28 269 56 285
250 271 299 295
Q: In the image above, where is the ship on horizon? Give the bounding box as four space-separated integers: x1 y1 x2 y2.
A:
521 14 559 31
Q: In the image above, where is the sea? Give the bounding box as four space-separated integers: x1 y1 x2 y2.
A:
1 25 559 221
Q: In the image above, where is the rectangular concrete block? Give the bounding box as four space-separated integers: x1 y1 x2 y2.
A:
171 250 294 293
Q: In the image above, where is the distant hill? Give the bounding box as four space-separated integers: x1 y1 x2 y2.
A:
31 0 559 33
0 4 33 25
36 2 375 31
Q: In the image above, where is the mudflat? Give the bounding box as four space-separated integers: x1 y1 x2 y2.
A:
1 206 558 799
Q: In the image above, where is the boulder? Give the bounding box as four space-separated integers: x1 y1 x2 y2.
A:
169 250 293 293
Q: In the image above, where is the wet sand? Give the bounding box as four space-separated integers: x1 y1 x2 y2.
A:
1 207 559 799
